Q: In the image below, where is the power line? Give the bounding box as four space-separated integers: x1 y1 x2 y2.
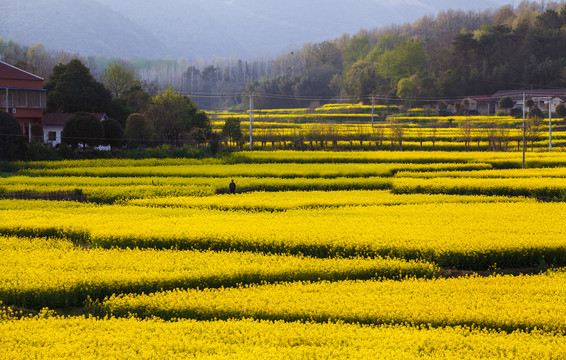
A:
176 89 471 104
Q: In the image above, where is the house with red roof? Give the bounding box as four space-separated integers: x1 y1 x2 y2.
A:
0 60 47 140
464 96 497 115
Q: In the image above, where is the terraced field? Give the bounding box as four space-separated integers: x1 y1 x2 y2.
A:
1 151 565 358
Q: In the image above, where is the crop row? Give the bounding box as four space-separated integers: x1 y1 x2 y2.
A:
0 200 564 269
1 176 392 203
20 162 492 178
232 140 566 153
19 150 566 168
392 177 566 200
211 120 547 138
0 236 437 308
211 113 521 124
227 150 566 168
125 190 526 212
396 167 566 179
2 317 563 359
94 271 566 333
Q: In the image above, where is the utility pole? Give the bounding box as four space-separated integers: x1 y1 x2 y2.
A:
249 93 254 151
522 92 526 169
371 95 375 128
548 97 552 152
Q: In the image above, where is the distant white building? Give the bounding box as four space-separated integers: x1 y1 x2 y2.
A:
464 96 497 115
43 113 109 147
492 89 566 113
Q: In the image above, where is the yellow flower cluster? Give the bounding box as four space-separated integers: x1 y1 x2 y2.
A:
393 176 566 199
0 199 564 269
126 190 525 212
2 152 566 356
396 167 566 179
1 175 393 201
22 150 566 168
97 272 566 333
2 317 563 359
389 115 518 123
232 150 566 166
21 162 491 179
0 236 438 308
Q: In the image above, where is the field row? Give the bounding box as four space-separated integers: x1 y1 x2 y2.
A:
125 191 526 212
1 200 564 269
0 236 437 308
0 176 392 203
393 177 566 199
94 270 566 333
18 150 566 167
5 174 566 202
211 113 525 125
396 167 566 179
2 317 564 359
19 162 491 178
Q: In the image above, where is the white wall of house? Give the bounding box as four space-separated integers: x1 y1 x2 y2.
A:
43 113 110 149
43 126 64 147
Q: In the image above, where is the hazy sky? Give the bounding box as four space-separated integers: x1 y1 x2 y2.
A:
3 0 516 59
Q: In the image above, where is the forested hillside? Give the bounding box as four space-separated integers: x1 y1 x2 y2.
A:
247 2 566 109
2 1 566 110
2 0 508 59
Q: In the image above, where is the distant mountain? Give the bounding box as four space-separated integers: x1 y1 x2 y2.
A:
96 0 511 58
94 0 249 59
0 0 167 59
2 0 511 59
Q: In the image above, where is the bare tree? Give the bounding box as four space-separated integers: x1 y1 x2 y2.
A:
389 119 405 151
428 118 439 149
459 118 473 151
526 116 544 151
373 125 385 149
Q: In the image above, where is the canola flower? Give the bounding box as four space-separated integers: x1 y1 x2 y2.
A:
393 176 566 199
388 115 518 123
1 176 393 202
0 200 565 269
396 167 566 179
317 103 398 112
1 317 564 359
125 190 527 212
0 236 438 308
20 150 566 168
18 157 224 170
19 162 492 179
224 150 566 167
97 271 566 333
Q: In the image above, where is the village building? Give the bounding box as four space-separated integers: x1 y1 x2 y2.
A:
464 96 497 115
0 60 47 141
43 113 109 147
492 89 566 113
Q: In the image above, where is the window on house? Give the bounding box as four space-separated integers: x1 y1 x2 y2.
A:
48 131 57 142
1 92 13 108
28 91 46 108
29 92 40 108
13 91 28 108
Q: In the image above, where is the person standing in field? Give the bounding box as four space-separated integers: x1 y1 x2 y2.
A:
229 179 236 194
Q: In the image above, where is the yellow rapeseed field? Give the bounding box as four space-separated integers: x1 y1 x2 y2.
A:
0 199 564 268
2 317 564 359
0 236 437 308
2 151 566 357
97 271 566 332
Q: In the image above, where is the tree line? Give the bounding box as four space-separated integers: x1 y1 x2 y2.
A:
4 1 566 111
